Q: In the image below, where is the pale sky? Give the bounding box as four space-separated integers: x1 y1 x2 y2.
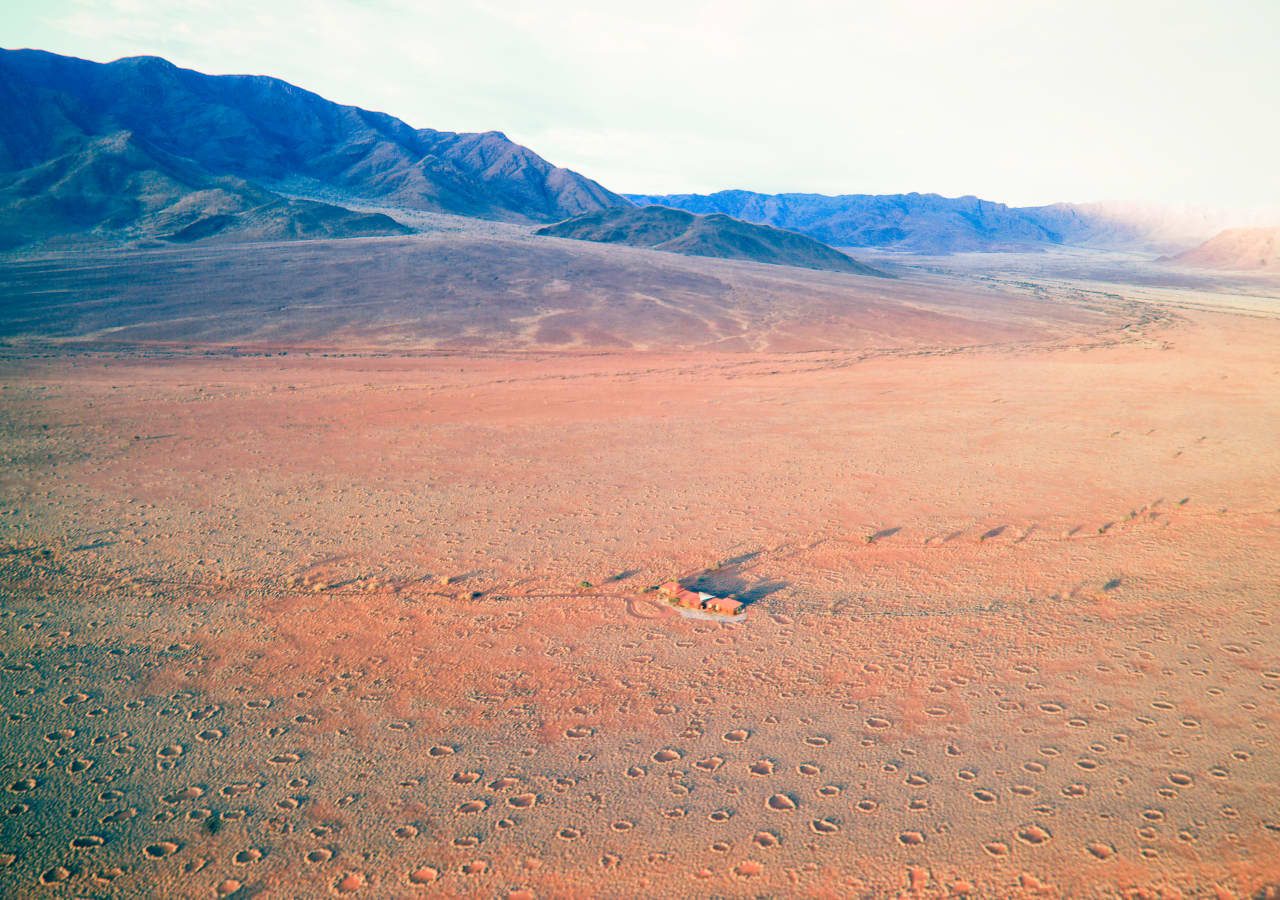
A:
4 0 1278 214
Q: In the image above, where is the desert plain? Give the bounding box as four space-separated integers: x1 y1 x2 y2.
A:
1 228 1279 897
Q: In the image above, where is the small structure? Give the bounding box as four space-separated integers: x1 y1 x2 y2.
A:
675 588 704 609
702 595 744 616
658 581 745 617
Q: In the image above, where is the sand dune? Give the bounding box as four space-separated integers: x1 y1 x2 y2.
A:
1169 226 1280 272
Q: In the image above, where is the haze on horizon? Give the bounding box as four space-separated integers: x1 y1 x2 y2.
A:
3 0 1278 217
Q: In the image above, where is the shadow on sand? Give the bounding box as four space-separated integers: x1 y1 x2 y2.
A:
683 553 788 608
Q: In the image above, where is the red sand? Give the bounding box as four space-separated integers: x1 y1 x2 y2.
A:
1 292 1278 895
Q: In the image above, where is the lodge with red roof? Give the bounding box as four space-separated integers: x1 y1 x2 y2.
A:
658 581 745 616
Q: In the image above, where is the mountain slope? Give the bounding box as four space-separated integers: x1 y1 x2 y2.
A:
536 205 886 275
0 130 408 250
627 190 1219 254
0 48 629 248
1167 227 1280 271
1020 202 1242 253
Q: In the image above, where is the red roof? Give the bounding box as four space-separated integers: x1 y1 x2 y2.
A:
702 597 744 615
674 589 703 607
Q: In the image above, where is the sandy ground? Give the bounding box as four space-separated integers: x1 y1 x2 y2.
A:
0 229 1121 353
0 249 1278 897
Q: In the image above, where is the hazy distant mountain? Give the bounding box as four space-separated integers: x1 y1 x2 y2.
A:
1167 227 1280 271
536 205 886 275
1020 202 1250 253
626 191 1056 254
627 190 1223 254
0 48 628 249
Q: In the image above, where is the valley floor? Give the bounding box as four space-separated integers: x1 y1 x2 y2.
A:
0 255 1278 896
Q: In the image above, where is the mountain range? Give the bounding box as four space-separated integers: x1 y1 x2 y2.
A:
0 48 625 248
1 48 1271 264
625 190 1241 255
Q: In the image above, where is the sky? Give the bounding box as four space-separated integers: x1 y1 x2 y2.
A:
3 0 1278 214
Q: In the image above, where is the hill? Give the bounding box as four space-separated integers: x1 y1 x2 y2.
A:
1167 226 1280 271
626 190 1220 254
0 48 628 248
535 205 885 275
0 224 1113 353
